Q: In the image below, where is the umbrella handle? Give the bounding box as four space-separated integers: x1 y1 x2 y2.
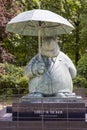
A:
38 29 42 60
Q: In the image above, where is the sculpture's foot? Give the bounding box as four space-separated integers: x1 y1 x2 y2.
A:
56 92 76 98
64 92 76 97
56 92 67 98
28 92 43 97
56 92 82 99
20 92 43 102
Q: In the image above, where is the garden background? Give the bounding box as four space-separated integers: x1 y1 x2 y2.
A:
0 0 87 96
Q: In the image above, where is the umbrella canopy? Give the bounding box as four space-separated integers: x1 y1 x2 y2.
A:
6 9 74 58
6 9 74 36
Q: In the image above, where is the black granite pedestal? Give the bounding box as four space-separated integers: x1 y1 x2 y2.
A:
12 98 86 121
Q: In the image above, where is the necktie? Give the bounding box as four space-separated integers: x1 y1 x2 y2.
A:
42 57 51 69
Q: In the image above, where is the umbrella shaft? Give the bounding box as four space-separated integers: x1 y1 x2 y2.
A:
38 29 41 59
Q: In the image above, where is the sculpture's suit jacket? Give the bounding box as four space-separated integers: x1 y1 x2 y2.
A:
25 51 76 95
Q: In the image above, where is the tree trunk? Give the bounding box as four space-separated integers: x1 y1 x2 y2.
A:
74 20 80 65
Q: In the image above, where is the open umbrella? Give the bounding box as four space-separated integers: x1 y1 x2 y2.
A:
6 9 74 58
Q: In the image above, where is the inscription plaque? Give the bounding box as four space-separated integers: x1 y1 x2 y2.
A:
12 99 85 121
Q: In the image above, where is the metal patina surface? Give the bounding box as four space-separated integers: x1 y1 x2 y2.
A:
24 37 77 98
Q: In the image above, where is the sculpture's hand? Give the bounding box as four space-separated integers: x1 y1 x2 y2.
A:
32 61 45 76
37 62 45 75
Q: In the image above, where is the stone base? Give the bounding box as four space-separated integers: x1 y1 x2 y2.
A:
12 98 85 121
0 98 87 130
0 121 87 130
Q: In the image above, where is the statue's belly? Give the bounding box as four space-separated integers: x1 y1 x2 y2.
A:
29 63 73 94
51 64 73 93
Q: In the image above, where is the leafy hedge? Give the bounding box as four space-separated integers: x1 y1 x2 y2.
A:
0 63 28 95
73 75 87 88
77 54 87 79
73 54 87 88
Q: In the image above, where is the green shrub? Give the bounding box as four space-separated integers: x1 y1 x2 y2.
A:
17 77 29 94
74 54 87 89
0 63 28 95
77 54 87 79
73 75 87 88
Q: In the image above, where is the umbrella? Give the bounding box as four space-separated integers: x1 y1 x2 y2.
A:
6 9 74 58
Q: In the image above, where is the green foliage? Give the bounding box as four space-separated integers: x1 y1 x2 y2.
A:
0 63 28 95
73 75 87 88
73 53 87 88
77 54 87 79
2 0 87 67
3 35 38 66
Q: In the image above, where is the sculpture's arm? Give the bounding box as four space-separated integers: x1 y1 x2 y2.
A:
24 55 38 79
68 61 77 79
24 54 45 79
60 52 77 79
